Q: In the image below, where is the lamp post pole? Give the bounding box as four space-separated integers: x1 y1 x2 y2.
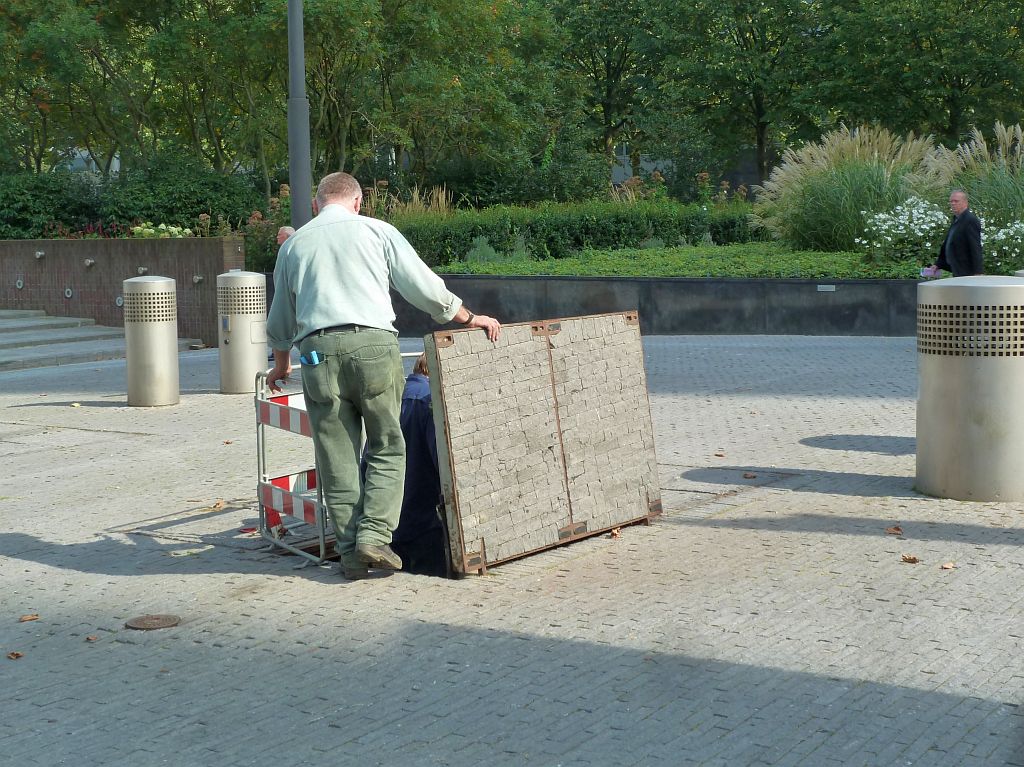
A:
286 0 313 229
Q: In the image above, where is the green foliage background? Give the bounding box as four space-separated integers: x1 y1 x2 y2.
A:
4 0 1023 206
0 164 261 239
2 0 1023 281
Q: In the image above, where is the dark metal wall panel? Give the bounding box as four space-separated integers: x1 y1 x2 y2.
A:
394 276 920 337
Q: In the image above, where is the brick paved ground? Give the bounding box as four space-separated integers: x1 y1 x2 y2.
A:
1 336 1022 766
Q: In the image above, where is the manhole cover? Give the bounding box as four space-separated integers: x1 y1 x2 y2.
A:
125 614 181 630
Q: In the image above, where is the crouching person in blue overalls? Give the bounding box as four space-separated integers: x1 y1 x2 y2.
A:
363 353 449 577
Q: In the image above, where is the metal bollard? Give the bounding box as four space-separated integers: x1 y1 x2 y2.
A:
916 276 1024 501
217 271 268 394
123 276 179 407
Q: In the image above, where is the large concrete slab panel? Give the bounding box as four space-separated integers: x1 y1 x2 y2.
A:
425 311 661 574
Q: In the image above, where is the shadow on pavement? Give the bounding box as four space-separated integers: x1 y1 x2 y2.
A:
0 530 351 579
4 619 1020 765
665 513 1024 547
682 466 919 498
801 434 916 456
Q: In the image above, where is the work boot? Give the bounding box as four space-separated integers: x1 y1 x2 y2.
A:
338 554 369 580
355 543 403 570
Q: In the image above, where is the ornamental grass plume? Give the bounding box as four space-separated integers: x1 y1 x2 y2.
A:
752 125 937 251
363 184 455 220
916 122 1024 227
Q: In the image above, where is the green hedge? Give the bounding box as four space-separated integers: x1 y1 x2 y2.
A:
392 201 760 267
100 157 261 229
440 242 923 279
0 172 100 239
0 162 261 239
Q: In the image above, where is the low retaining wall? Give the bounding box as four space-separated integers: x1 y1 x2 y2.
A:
0 238 245 346
393 276 919 337
0 243 917 344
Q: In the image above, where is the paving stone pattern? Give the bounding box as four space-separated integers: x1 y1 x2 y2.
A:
427 314 660 571
551 314 659 534
428 322 565 568
1 336 1023 766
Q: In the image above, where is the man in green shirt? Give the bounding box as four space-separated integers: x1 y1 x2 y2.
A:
266 172 501 579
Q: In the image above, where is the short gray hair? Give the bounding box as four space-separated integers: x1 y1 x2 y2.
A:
950 188 968 201
316 172 362 206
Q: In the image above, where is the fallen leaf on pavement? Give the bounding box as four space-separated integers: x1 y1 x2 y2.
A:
940 562 956 570
743 472 757 479
7 652 23 660
714 452 725 458
223 440 233 445
18 614 39 622
885 526 904 536
85 636 99 642
211 500 225 510
70 403 81 408
609 528 621 539
901 554 921 564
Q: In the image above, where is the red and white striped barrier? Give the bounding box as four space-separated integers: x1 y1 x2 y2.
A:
259 469 319 532
257 392 312 437
255 374 327 562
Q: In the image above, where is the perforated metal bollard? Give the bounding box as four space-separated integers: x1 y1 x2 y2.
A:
123 276 179 407
217 271 268 394
916 276 1024 501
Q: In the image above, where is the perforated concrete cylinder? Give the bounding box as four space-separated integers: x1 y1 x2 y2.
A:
917 276 1024 501
123 276 179 407
217 271 267 393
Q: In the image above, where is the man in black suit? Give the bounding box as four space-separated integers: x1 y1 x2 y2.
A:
933 189 983 276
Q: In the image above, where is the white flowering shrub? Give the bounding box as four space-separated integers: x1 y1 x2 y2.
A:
130 222 193 238
855 197 948 263
985 221 1024 272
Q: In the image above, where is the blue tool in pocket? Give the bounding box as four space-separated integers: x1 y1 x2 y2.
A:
300 350 322 366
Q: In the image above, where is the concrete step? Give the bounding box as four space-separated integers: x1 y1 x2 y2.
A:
0 325 126 351
0 311 205 371
0 336 200 372
0 316 96 333
0 309 47 319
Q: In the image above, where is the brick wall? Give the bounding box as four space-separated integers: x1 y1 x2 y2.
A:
0 238 246 346
425 311 661 573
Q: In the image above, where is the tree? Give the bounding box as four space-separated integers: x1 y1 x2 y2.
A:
150 0 288 195
665 0 823 184
822 0 1024 144
551 0 669 167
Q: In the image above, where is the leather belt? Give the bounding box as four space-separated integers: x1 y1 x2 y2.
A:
300 324 359 344
303 324 394 344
